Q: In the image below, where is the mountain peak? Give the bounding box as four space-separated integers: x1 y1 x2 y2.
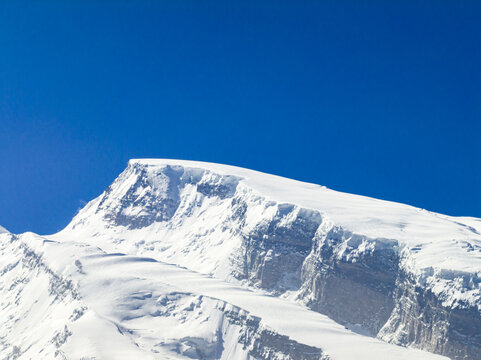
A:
67 159 481 274
2 159 480 359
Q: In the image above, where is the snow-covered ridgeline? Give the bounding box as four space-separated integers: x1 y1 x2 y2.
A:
60 159 481 307
52 159 481 359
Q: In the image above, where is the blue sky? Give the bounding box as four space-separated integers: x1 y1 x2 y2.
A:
1 1 480 234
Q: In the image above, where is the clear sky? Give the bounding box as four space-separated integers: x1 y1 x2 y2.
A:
1 1 480 234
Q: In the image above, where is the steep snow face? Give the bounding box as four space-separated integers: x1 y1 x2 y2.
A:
0 225 9 234
50 159 481 359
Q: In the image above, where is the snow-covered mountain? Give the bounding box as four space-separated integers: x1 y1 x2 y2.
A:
1 159 480 359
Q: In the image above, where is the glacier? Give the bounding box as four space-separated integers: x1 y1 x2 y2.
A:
1 159 480 359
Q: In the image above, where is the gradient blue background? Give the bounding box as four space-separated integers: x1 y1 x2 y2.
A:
1 1 480 234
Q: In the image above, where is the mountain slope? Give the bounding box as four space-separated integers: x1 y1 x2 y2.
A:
1 159 480 359
0 230 446 360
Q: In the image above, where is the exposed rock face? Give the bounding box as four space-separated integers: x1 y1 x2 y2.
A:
219 302 329 360
236 211 481 359
298 225 399 336
231 197 321 291
54 160 481 359
97 164 184 228
92 162 240 230
379 270 481 360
